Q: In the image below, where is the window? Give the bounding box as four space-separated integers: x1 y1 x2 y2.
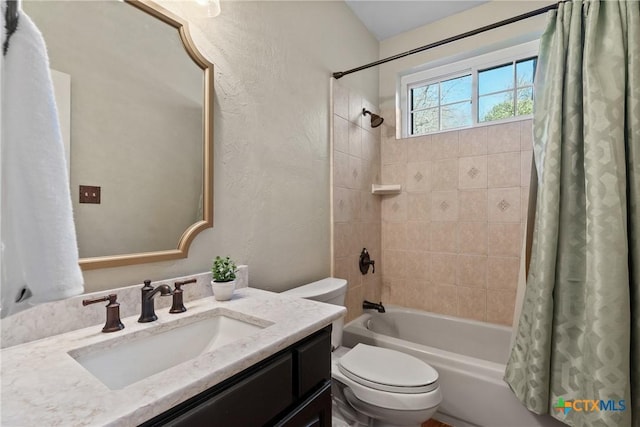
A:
410 74 472 134
401 41 539 137
478 58 536 123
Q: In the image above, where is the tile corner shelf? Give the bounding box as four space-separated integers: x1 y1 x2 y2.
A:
371 184 402 195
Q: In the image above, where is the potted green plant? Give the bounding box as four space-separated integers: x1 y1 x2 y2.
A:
211 256 238 301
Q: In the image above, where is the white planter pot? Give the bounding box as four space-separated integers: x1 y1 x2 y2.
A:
211 280 236 301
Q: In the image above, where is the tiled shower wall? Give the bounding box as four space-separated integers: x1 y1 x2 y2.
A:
332 82 383 322
380 120 533 325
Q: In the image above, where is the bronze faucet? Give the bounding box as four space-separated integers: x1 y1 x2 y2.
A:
83 294 125 332
138 280 173 323
359 248 376 274
170 278 197 313
362 300 386 313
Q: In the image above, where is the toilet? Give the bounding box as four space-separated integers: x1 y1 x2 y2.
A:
283 278 442 427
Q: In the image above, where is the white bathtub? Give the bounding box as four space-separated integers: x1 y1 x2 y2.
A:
341 306 565 427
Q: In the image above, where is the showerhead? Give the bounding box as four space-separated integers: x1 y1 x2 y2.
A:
362 108 384 128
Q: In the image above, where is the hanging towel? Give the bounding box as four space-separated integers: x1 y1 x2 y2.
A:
1 1 84 318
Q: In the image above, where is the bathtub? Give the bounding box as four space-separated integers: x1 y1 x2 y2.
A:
341 306 565 427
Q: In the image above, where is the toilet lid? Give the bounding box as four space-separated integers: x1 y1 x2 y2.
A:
338 344 439 394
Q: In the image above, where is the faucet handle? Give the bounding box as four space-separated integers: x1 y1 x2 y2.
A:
83 294 125 333
359 248 375 274
174 278 197 288
170 278 196 313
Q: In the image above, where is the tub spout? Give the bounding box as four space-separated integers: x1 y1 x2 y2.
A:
363 300 385 313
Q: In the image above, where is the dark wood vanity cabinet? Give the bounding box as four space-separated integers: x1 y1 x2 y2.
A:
140 326 332 427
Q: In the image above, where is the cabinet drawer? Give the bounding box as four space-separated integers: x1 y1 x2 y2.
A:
164 353 293 427
293 328 331 398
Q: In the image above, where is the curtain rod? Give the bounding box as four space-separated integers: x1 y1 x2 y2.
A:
332 2 560 79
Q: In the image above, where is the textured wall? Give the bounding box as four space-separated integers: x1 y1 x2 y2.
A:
380 119 533 325
77 1 379 293
332 81 383 322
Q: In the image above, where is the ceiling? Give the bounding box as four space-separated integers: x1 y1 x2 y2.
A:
345 1 489 41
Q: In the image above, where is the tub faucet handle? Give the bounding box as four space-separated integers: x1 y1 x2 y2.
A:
359 248 375 274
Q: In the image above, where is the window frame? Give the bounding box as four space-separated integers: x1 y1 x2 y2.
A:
400 40 539 138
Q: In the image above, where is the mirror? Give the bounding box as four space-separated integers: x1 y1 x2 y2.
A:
23 0 213 270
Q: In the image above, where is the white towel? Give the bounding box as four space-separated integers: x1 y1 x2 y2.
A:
1 3 84 318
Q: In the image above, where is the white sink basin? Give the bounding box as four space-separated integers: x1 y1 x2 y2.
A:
68 310 270 390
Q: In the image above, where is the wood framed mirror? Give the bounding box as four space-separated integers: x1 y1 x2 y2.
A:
24 0 213 270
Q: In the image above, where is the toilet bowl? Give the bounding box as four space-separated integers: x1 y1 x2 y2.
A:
282 278 442 427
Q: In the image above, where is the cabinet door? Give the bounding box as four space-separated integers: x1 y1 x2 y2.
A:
293 328 331 398
273 381 332 427
162 354 293 427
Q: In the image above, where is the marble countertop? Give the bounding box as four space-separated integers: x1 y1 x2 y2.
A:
1 288 345 427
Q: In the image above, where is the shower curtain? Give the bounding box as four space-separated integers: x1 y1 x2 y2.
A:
505 1 639 427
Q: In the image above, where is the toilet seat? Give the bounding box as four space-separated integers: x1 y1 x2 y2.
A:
338 344 439 394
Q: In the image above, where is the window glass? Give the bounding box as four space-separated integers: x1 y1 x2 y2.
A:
442 102 472 130
440 75 471 104
516 87 534 115
478 64 514 95
412 108 438 134
412 84 438 110
479 91 514 122
516 58 536 85
410 74 472 134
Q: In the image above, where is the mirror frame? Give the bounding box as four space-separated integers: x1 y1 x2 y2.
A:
79 0 213 270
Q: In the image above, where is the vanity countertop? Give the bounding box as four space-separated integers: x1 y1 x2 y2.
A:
0 287 345 427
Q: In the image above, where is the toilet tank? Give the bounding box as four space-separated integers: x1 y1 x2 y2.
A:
282 278 347 349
